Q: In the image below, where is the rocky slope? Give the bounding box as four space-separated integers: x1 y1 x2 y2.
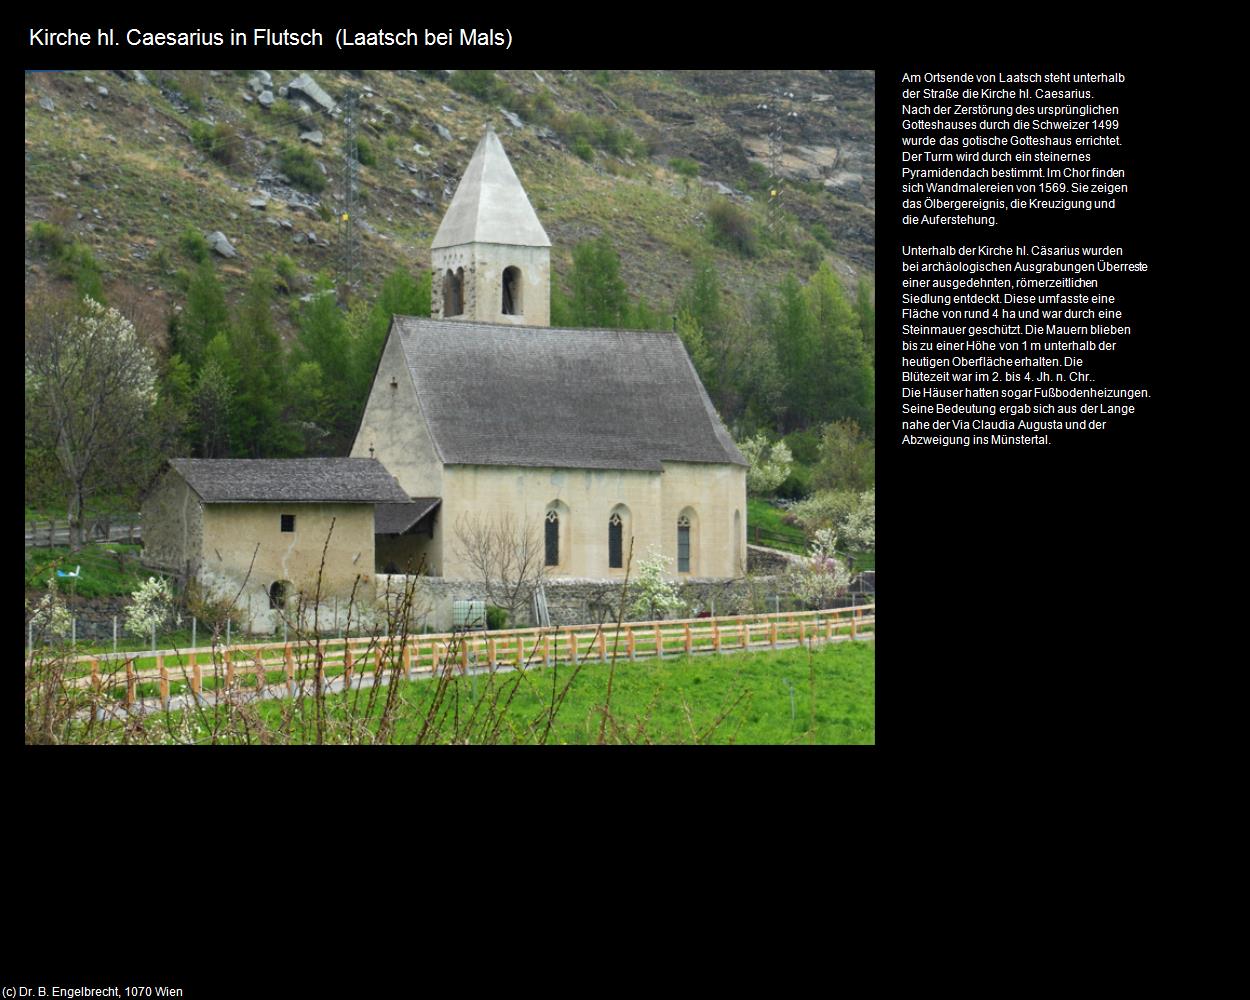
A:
24 69 874 330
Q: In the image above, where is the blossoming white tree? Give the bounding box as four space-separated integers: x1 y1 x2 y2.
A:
737 431 793 496
629 549 686 621
25 295 160 548
125 576 173 640
29 578 72 640
787 528 851 609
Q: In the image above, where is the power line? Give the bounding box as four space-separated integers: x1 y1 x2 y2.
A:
339 90 359 289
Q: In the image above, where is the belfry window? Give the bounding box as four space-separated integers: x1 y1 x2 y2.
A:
677 514 691 573
545 509 560 567
444 268 464 316
502 266 523 315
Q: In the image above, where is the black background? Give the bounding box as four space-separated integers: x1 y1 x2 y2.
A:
16 12 1208 989
18 14 1197 832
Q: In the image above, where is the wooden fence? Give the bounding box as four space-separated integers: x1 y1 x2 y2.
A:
56 605 875 708
25 517 141 548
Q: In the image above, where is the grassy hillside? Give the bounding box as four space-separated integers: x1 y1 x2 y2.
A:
24 69 874 337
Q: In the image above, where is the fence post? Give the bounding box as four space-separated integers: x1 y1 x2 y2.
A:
224 648 234 690
158 656 169 710
402 640 412 681
461 635 469 673
684 622 692 655
375 643 385 681
515 634 523 671
125 660 136 706
543 632 550 668
740 619 747 649
190 650 201 701
487 636 497 668
850 611 857 640
285 644 295 696
655 624 663 659
90 658 100 693
712 620 721 653
598 629 606 663
770 619 777 649
568 630 577 665
627 626 635 661
344 644 354 689
826 616 834 641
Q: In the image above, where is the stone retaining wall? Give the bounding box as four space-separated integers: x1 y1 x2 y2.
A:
373 574 806 631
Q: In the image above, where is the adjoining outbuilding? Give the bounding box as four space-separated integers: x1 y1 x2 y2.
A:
141 457 409 630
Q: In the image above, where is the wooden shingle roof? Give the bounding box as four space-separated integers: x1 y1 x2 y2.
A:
392 317 747 472
169 458 410 503
375 498 441 534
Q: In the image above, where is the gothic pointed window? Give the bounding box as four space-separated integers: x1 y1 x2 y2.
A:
545 508 560 567
677 514 692 573
502 266 522 315
609 513 623 569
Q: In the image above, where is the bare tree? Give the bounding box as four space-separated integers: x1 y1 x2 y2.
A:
25 293 161 548
452 510 547 627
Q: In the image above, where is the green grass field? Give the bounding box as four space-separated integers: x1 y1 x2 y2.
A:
25 544 149 599
746 499 807 554
80 641 874 745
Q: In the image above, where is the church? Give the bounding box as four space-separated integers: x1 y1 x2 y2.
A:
351 125 748 588
141 125 747 631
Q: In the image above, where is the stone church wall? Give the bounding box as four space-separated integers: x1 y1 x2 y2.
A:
439 461 746 582
140 470 204 578
373 573 802 632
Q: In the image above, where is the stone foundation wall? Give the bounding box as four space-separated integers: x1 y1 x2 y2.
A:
372 574 807 632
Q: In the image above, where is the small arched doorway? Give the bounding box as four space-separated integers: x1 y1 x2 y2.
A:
269 580 292 610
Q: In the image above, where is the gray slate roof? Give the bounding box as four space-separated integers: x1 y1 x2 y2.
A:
431 127 551 249
375 498 441 535
392 317 746 472
170 458 410 503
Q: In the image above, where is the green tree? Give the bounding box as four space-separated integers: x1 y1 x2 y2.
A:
568 236 629 328
768 273 817 429
227 268 291 456
177 260 230 371
813 419 875 493
286 360 331 453
856 277 875 363
349 269 430 408
191 358 233 458
675 308 714 393
294 277 354 447
805 263 874 432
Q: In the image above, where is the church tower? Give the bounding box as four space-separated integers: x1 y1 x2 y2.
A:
431 125 552 327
